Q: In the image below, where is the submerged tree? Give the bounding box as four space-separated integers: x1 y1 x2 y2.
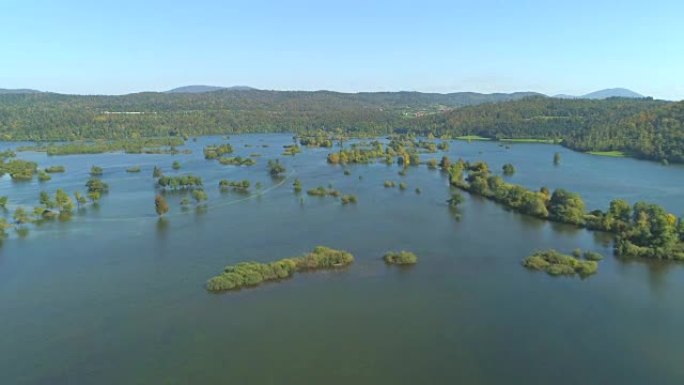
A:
74 191 87 208
153 166 163 178
192 189 208 204
447 191 464 207
503 163 516 175
268 159 286 177
155 194 169 216
90 165 103 176
293 178 302 193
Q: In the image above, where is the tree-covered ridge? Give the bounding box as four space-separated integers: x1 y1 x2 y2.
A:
0 90 538 141
418 96 684 162
1 90 683 163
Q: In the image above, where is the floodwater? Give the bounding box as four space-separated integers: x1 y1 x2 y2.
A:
1 134 683 385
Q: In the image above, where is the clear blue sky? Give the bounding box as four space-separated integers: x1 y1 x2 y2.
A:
1 0 683 99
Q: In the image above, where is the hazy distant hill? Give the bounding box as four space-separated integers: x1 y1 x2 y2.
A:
166 85 255 93
554 88 644 99
0 88 42 94
582 88 644 99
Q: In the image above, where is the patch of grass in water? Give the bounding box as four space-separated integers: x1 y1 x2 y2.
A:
586 151 626 157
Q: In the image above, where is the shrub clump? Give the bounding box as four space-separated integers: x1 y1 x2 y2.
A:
307 186 340 197
583 251 604 261
383 251 418 265
340 195 357 204
522 249 598 277
206 246 354 292
44 165 65 173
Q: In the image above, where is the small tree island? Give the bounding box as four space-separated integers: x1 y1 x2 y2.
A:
206 246 354 292
383 251 418 265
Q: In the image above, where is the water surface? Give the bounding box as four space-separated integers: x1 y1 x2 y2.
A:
1 135 683 385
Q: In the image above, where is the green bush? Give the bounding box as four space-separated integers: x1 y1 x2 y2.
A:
341 195 357 204
522 249 598 277
583 251 604 261
383 251 418 265
44 165 65 173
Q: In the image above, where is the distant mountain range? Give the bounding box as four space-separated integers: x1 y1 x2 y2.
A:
0 88 42 94
553 88 644 100
165 85 255 93
0 85 646 99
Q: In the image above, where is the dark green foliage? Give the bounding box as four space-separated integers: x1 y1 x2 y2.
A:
340 195 357 204
327 142 386 164
217 156 255 166
614 202 684 260
300 132 333 148
88 191 101 203
553 152 561 165
206 246 354 292
447 191 464 207
417 96 683 163
13 207 29 224
268 159 286 177
439 156 451 170
1 91 683 163
86 178 109 193
152 166 163 178
502 163 515 175
583 251 604 261
452 159 683 261
293 178 302 193
192 189 208 203
399 182 407 190
37 171 51 182
18 138 185 155
44 165 65 173
383 251 418 265
306 186 340 197
427 159 438 169
203 143 234 159
90 166 103 176
0 196 7 208
0 90 540 142
522 249 598 277
282 144 301 156
1 159 37 180
172 161 181 170
384 180 396 188
548 189 586 225
157 175 203 190
73 192 87 207
126 166 141 173
219 179 250 192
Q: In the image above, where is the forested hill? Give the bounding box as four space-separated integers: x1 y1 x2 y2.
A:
0 89 683 163
415 96 684 163
0 89 540 141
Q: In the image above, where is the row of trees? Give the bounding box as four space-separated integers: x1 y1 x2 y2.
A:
447 158 684 260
